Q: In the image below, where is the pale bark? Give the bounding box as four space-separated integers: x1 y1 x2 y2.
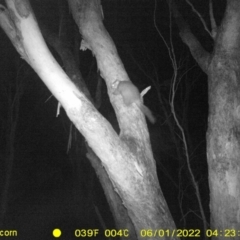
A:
0 0 177 239
67 1 178 238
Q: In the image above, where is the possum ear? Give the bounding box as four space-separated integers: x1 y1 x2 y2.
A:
140 104 156 124
140 86 151 102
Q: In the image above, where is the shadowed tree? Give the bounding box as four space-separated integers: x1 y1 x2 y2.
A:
169 0 240 238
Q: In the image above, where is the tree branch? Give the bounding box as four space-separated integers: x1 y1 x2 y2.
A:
168 0 211 73
185 0 212 38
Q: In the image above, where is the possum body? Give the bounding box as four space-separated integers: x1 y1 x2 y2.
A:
113 81 155 123
114 81 140 106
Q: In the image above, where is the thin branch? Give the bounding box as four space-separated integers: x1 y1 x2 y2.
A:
185 0 212 38
209 0 217 39
169 1 209 235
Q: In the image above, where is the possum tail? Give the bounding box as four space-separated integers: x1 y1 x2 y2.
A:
140 104 156 124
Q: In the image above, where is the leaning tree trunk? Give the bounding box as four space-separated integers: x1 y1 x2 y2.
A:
0 0 178 239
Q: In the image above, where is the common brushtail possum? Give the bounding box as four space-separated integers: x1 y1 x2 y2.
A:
113 80 155 123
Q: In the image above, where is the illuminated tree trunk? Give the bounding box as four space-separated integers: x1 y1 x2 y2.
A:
0 0 178 239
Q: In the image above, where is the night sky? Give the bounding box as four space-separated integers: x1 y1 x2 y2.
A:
0 0 225 239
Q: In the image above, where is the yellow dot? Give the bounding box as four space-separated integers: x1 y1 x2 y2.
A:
53 228 61 238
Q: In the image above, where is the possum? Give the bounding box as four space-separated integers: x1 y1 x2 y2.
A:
113 80 155 123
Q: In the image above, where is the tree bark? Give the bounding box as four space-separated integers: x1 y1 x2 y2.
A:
207 0 240 234
170 0 240 237
0 0 178 239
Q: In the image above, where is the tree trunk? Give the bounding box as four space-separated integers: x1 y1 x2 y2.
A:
170 0 240 237
207 1 240 234
0 0 178 239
